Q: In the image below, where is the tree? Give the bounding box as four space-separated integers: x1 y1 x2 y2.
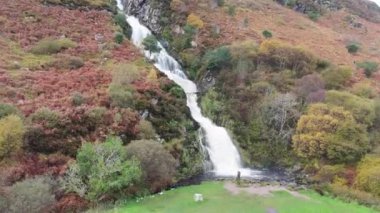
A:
62 137 141 201
203 46 232 71
294 73 325 103
260 93 300 142
142 35 161 54
322 66 352 89
0 115 25 159
137 120 156 140
126 140 177 193
325 90 375 127
355 155 380 196
293 104 369 163
4 176 56 213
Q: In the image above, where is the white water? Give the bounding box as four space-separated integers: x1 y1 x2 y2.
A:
116 1 260 177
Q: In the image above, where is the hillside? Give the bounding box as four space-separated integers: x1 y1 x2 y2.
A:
0 0 380 212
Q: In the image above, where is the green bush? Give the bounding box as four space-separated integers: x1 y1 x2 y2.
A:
203 46 232 71
346 43 360 54
85 107 107 125
227 5 236 16
108 63 140 108
142 35 161 54
313 165 344 183
327 184 380 208
30 38 76 55
351 82 377 99
322 66 352 89
262 30 273 39
0 115 25 159
355 155 380 196
0 103 21 119
114 32 124 44
325 90 375 127
137 120 156 140
5 176 56 213
62 137 141 201
357 61 379 78
51 54 84 69
216 0 225 6
114 12 132 39
109 85 135 108
29 108 60 128
307 11 320 21
71 92 86 106
126 140 177 193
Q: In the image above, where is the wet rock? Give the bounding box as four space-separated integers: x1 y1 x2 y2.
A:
120 0 171 34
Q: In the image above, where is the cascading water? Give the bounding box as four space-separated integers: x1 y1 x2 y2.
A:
116 1 260 177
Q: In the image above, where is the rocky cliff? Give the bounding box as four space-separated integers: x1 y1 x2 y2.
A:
119 0 171 34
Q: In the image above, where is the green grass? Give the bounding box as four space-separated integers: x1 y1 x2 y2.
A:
102 182 377 213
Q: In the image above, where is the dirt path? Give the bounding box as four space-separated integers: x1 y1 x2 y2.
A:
224 182 310 200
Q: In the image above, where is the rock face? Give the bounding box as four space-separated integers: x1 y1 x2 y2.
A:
278 0 380 23
120 0 170 34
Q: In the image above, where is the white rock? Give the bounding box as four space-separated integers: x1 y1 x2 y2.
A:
193 193 203 202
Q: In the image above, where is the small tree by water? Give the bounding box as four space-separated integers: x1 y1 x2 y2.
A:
142 35 161 54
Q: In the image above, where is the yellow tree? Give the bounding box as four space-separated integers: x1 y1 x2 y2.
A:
293 103 369 163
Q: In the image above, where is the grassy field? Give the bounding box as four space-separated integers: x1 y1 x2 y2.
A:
104 182 377 213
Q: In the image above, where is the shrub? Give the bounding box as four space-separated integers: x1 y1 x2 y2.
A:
355 155 380 196
325 90 375 127
293 103 369 163
258 40 316 77
0 103 21 119
328 184 380 208
142 35 161 54
114 32 124 44
187 13 204 29
50 54 84 69
262 30 273 39
30 38 76 55
227 5 236 16
29 108 60 128
307 11 320 21
114 12 132 39
126 140 177 193
351 82 377 99
357 61 379 78
71 92 86 106
85 107 107 125
5 176 56 213
203 46 232 71
0 115 25 159
228 40 257 62
137 120 156 140
322 66 352 89
109 63 140 108
62 137 141 201
313 165 344 183
216 0 225 6
346 43 360 54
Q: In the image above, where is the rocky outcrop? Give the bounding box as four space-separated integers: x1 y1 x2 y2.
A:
278 0 380 23
119 0 171 34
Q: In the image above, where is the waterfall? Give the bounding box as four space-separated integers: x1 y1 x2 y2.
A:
116 1 260 177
